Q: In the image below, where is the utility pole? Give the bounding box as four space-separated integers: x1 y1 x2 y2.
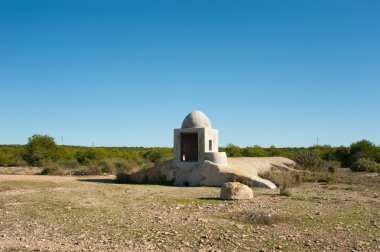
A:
317 137 319 147
61 136 64 145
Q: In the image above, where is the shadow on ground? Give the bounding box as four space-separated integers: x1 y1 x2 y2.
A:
78 178 120 184
197 197 223 201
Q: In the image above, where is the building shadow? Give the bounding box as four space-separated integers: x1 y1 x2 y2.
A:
78 178 120 184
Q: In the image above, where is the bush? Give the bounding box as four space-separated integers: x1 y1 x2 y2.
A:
351 158 380 173
0 151 12 166
75 148 106 165
143 150 170 164
41 164 65 175
294 150 327 171
58 159 80 169
261 171 299 188
334 146 350 167
326 161 340 173
24 135 61 166
349 140 377 167
225 144 243 157
242 146 270 157
279 185 291 197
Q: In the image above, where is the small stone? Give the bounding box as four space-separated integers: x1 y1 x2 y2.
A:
77 234 85 240
183 241 190 247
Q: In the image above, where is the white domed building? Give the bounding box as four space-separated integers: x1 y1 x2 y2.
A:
125 110 297 189
173 111 228 186
174 111 227 166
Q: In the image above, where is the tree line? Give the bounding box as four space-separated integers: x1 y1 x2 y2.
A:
0 134 379 174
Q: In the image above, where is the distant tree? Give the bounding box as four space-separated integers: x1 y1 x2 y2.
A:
0 150 12 166
333 146 350 167
24 134 60 166
313 145 336 161
75 148 106 164
143 150 169 164
268 145 281 157
242 145 269 157
225 144 242 157
349 139 377 167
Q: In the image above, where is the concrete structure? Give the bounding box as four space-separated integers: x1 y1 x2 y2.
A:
172 111 228 185
125 111 298 189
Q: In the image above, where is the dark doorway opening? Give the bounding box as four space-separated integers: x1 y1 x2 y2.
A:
180 132 198 162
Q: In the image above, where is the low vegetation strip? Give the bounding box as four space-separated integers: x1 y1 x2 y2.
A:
1 135 380 176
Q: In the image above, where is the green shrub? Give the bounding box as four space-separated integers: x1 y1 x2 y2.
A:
242 146 270 157
143 150 170 164
113 159 138 173
72 165 103 176
0 151 12 166
41 164 65 175
75 148 106 165
225 144 243 157
279 185 291 197
326 161 340 173
24 135 61 166
349 140 377 167
294 150 326 171
352 158 380 172
97 159 115 174
58 159 80 169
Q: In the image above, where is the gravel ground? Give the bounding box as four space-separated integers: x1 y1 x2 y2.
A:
0 171 379 252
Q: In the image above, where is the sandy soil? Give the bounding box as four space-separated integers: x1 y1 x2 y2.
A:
0 174 115 183
0 171 379 252
0 167 42 175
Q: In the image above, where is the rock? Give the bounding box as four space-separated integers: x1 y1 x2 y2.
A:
220 182 253 200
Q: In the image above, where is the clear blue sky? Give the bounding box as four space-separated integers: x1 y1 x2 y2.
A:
0 0 379 147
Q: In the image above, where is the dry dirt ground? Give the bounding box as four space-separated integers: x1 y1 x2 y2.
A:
0 170 379 252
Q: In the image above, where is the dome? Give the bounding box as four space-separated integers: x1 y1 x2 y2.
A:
181 111 212 129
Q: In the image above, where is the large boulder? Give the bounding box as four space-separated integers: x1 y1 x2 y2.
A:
220 182 253 200
201 160 277 189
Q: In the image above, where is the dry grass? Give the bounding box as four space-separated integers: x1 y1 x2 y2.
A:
0 170 379 251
